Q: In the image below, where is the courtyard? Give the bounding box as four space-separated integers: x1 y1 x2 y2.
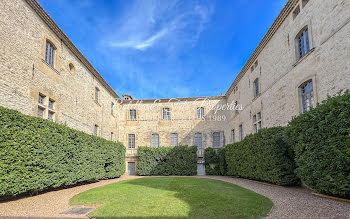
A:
0 176 349 219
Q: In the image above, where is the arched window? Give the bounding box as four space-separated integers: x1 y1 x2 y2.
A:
45 40 56 67
296 27 310 60
299 80 314 113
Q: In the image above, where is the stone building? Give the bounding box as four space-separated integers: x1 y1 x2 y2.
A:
0 0 349 175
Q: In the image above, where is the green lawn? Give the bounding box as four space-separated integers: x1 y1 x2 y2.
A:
70 177 273 219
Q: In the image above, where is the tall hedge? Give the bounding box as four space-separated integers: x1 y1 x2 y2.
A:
285 91 350 198
0 106 125 197
137 146 197 176
204 147 227 176
226 127 299 186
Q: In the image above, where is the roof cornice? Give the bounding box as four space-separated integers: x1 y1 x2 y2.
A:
121 95 226 104
24 0 120 99
225 0 299 97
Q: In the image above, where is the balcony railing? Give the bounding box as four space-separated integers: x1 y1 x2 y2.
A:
197 148 204 158
126 149 138 157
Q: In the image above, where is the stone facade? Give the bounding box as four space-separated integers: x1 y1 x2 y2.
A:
0 0 349 175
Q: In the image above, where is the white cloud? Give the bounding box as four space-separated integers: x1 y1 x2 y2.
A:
110 28 168 50
103 0 214 52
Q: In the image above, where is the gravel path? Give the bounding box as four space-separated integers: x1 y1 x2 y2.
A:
0 175 349 219
199 176 350 219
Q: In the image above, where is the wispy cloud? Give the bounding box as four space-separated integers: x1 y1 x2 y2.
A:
109 28 168 50
103 0 214 52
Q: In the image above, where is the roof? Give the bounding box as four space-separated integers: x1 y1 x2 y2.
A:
121 95 226 104
225 0 298 96
25 0 120 99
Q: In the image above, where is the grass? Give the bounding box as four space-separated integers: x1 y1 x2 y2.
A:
70 177 273 219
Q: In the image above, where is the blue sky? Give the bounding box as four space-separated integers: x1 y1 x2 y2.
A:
38 0 287 99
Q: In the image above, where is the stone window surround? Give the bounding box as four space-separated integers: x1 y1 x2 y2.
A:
37 92 56 121
296 75 317 114
293 20 314 64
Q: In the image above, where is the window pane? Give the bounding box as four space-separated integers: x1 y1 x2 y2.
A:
152 134 159 147
128 134 135 149
194 133 202 148
213 132 220 148
38 108 44 118
171 133 178 146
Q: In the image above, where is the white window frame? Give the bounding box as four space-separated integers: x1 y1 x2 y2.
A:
194 133 202 149
37 107 44 118
163 108 170 120
197 107 204 119
95 87 100 103
296 27 310 60
111 102 114 115
110 132 114 141
130 109 137 121
170 133 178 146
45 40 55 67
213 132 221 149
128 134 135 149
94 124 98 136
152 133 159 148
253 112 262 133
299 80 314 113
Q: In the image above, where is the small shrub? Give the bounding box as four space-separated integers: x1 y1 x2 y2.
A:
285 91 350 198
226 127 299 186
137 146 197 176
0 106 125 197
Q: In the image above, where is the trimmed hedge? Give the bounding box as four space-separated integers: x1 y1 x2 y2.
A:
137 146 197 176
285 91 350 198
0 106 125 197
226 127 299 186
204 148 227 176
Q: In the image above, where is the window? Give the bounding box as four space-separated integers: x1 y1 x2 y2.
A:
94 124 98 136
163 108 170 120
48 111 54 121
296 27 310 60
94 87 100 103
250 66 254 73
299 80 314 113
253 112 262 133
302 0 309 7
194 133 202 149
231 129 235 143
37 107 44 118
254 60 258 68
110 132 114 141
48 98 55 110
130 109 137 120
152 133 159 148
170 133 178 146
239 124 243 141
45 40 55 67
128 134 135 149
293 5 300 19
253 78 260 97
68 63 75 74
111 102 114 115
213 132 221 148
38 94 45 105
197 107 204 119
235 101 239 114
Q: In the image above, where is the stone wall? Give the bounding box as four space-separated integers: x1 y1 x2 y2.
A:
225 0 350 141
0 0 119 140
